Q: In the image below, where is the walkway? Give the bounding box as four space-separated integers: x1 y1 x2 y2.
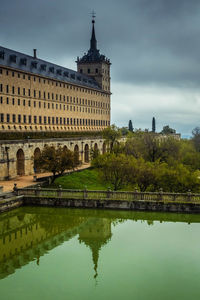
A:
0 163 90 193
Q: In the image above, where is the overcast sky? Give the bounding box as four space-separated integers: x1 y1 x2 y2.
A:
1 0 200 137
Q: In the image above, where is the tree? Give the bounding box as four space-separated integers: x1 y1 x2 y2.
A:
161 125 176 134
102 124 121 151
92 153 131 191
152 117 156 133
33 145 79 182
128 120 133 132
192 127 200 152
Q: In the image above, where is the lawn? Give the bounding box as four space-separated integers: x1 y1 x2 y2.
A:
52 168 110 190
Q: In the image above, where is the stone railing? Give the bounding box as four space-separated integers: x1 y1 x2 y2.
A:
15 186 200 203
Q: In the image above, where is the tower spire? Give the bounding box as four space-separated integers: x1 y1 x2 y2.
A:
90 11 97 50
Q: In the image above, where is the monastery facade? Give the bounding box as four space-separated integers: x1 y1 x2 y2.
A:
0 18 111 133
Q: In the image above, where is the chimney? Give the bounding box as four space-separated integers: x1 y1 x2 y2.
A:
33 49 37 59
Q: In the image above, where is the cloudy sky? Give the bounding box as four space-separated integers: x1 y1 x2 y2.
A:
0 0 200 137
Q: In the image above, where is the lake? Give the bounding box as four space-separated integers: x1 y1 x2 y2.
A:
0 207 200 300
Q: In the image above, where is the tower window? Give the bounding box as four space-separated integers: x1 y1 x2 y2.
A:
88 68 90 74
96 68 98 73
80 69 83 73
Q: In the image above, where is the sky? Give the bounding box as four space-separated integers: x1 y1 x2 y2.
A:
0 0 200 137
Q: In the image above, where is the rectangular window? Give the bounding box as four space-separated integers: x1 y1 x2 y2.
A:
23 99 25 106
34 90 36 97
52 117 54 124
7 114 10 123
18 115 21 123
39 116 42 124
6 85 9 93
0 113 4 122
28 100 31 107
44 91 46 99
18 99 20 105
34 101 36 107
48 117 51 124
23 115 26 123
12 98 15 105
67 118 69 125
34 116 37 124
63 118 66 125
39 102 41 108
60 117 62 124
0 96 2 104
12 114 16 123
23 88 25 96
56 117 58 124
44 116 46 124
29 115 32 124
0 84 2 92
39 91 41 98
18 87 20 95
12 86 15 94
28 89 30 96
6 97 9 104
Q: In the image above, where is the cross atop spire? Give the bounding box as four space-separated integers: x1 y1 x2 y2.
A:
90 11 97 50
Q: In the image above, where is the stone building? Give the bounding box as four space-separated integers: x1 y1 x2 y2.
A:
0 18 111 133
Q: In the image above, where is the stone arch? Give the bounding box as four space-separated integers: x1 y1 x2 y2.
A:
16 149 25 176
74 144 79 162
63 145 68 151
94 143 98 151
84 144 89 163
102 142 106 154
33 148 41 173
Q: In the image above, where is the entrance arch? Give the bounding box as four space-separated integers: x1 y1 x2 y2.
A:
74 144 79 162
102 142 106 154
84 144 89 163
34 148 41 173
94 143 98 151
16 149 25 176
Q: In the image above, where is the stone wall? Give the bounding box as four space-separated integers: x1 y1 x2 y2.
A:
0 137 106 180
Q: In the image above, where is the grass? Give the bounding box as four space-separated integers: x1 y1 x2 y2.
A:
52 168 110 190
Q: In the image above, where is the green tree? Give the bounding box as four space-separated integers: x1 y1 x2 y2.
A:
161 125 176 134
102 124 121 152
152 117 156 133
192 127 200 152
92 153 131 190
128 120 133 132
34 145 78 182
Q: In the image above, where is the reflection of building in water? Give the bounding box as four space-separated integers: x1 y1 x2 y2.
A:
79 218 112 278
0 209 112 280
0 209 87 279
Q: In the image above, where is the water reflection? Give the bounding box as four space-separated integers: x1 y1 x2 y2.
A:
0 207 200 280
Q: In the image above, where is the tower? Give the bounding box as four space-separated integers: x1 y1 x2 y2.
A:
76 16 111 93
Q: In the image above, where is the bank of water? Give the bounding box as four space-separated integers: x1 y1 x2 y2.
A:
0 207 200 300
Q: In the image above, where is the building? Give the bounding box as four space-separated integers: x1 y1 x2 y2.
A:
0 18 111 133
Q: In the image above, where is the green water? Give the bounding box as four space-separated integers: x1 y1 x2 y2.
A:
0 208 200 300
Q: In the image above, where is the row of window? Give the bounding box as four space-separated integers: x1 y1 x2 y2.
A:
0 97 109 115
0 68 110 96
0 85 109 108
0 113 109 126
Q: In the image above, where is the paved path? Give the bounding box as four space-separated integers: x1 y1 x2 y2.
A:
0 164 90 193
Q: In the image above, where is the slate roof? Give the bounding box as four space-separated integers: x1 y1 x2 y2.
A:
0 45 101 90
